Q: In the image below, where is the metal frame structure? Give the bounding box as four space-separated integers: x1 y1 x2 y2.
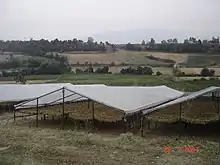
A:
140 87 220 137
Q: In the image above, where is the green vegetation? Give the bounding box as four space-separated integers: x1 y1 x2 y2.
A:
0 115 219 165
126 37 220 54
0 74 219 91
186 54 220 67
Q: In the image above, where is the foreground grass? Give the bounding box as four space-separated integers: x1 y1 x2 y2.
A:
0 114 219 165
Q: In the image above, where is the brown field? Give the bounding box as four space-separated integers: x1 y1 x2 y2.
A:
180 68 220 76
62 50 188 65
1 110 220 164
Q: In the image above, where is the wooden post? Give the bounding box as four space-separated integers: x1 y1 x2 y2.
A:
140 115 145 137
36 98 39 128
13 107 16 123
179 103 182 121
92 101 95 131
178 103 182 139
88 99 90 109
61 87 65 130
217 93 220 117
123 114 127 133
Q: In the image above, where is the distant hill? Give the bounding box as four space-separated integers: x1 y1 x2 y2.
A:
92 28 220 44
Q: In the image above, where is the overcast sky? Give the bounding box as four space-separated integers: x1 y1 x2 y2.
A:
0 0 219 41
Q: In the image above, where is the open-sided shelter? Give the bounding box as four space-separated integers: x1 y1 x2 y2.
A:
142 86 220 125
14 85 184 130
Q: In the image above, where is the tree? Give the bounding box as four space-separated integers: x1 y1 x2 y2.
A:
156 71 162 76
14 71 26 84
142 66 153 75
209 69 215 76
173 38 178 44
142 40 146 45
161 40 167 44
200 68 215 77
149 38 155 48
87 37 94 44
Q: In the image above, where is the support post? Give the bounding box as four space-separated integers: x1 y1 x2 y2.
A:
179 103 182 121
36 98 39 128
178 103 182 139
140 115 145 137
88 99 90 109
61 87 65 130
13 107 16 123
217 93 220 118
92 101 95 131
123 114 127 133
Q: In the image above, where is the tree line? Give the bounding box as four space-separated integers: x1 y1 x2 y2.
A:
125 37 220 53
0 53 71 77
0 37 116 55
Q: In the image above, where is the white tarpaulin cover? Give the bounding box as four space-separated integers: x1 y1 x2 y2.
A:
0 83 105 103
142 86 220 115
15 85 184 114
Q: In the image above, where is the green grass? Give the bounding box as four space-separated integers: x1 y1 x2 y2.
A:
55 74 220 92
0 73 219 92
186 54 220 67
0 115 220 165
0 75 59 81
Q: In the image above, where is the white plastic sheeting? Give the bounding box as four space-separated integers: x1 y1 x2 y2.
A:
15 85 184 115
0 83 105 103
142 86 220 115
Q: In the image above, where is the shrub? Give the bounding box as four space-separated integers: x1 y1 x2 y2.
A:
110 61 115 66
201 68 215 77
95 66 109 74
156 71 162 76
75 68 83 73
120 66 153 75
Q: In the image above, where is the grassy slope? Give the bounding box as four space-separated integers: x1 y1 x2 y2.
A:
0 115 219 165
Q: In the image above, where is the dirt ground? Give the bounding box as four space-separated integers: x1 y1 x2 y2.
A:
0 113 220 165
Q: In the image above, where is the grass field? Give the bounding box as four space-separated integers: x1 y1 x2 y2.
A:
186 54 220 67
0 74 219 92
0 114 220 165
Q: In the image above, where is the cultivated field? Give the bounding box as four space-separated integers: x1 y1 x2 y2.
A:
62 50 187 66
180 67 220 76
0 113 220 165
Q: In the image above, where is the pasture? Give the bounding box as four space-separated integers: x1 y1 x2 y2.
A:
0 74 219 92
0 113 220 165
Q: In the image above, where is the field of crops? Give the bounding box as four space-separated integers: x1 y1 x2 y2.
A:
19 101 124 122
148 97 220 124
